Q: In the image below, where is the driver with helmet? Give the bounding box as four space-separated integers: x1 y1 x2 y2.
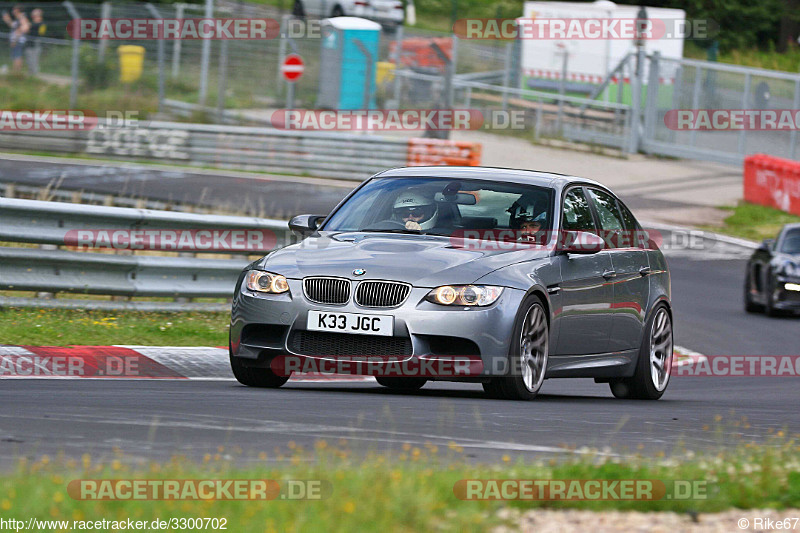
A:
393 189 439 231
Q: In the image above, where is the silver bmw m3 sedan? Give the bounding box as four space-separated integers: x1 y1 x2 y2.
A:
229 166 673 400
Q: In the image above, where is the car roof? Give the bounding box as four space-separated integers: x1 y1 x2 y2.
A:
782 223 800 232
375 166 607 192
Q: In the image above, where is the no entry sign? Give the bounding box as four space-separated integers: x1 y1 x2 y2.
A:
281 54 305 82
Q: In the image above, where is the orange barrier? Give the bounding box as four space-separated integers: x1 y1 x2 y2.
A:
407 139 482 167
743 154 800 216
389 37 453 70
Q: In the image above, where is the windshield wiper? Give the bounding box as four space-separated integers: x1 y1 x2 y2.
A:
359 228 422 235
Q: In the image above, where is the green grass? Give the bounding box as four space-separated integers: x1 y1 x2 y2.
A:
703 201 800 242
0 308 229 346
2 430 800 532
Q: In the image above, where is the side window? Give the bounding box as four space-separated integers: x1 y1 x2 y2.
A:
586 188 625 248
561 188 597 233
616 199 646 249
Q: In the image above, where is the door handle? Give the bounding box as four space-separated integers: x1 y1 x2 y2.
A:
639 266 652 276
602 270 617 280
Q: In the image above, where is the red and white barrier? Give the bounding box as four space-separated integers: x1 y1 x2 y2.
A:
743 154 800 216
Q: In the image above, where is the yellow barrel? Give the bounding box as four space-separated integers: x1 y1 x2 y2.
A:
118 45 145 83
376 61 395 85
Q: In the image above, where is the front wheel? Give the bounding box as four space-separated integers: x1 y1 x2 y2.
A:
485 295 549 401
610 305 672 400
229 347 290 388
744 273 762 313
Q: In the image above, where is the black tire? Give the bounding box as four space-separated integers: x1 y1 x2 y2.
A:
229 346 290 388
744 273 761 313
375 376 427 391
292 0 305 18
765 277 781 317
331 5 344 17
609 304 672 400
481 380 502 398
485 294 549 401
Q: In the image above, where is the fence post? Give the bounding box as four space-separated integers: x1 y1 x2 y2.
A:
627 49 645 154
642 51 660 148
145 3 166 114
277 15 289 99
501 41 512 111
556 46 568 134
791 78 800 160
198 0 214 106
391 24 404 109
216 37 230 120
97 2 111 62
737 73 751 155
172 2 185 79
63 1 80 110
688 65 702 148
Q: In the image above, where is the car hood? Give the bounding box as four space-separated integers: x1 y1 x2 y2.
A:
257 232 551 286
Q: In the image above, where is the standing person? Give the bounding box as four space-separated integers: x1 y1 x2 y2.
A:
25 8 45 75
2 5 29 73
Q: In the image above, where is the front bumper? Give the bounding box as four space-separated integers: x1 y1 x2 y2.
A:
773 277 800 310
230 278 525 378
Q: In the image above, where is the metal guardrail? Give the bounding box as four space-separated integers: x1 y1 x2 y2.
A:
0 198 295 311
0 120 410 181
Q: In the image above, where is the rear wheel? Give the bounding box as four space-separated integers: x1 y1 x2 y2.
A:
331 5 344 16
610 305 672 400
485 295 548 401
229 345 290 388
375 377 427 391
292 0 305 18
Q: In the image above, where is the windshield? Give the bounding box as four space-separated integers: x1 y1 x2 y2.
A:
781 228 800 255
321 177 554 239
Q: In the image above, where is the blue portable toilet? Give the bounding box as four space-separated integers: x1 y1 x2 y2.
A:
317 17 381 110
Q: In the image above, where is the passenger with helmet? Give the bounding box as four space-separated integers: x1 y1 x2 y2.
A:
392 189 438 231
517 213 546 242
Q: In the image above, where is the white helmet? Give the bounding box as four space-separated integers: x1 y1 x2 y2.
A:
393 190 439 230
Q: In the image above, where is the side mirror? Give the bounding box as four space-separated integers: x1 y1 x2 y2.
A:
557 231 605 254
760 238 775 251
289 214 326 237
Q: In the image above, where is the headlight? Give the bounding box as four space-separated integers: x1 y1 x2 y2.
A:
245 270 289 294
425 285 504 306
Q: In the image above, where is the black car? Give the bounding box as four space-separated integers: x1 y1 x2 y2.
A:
744 223 800 316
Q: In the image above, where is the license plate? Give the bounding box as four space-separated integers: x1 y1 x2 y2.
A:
307 310 393 336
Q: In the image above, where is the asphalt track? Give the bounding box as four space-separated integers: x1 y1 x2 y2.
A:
1 255 798 467
1 155 799 466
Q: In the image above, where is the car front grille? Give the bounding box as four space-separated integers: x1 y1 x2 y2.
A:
355 280 411 308
303 277 351 305
288 331 413 357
